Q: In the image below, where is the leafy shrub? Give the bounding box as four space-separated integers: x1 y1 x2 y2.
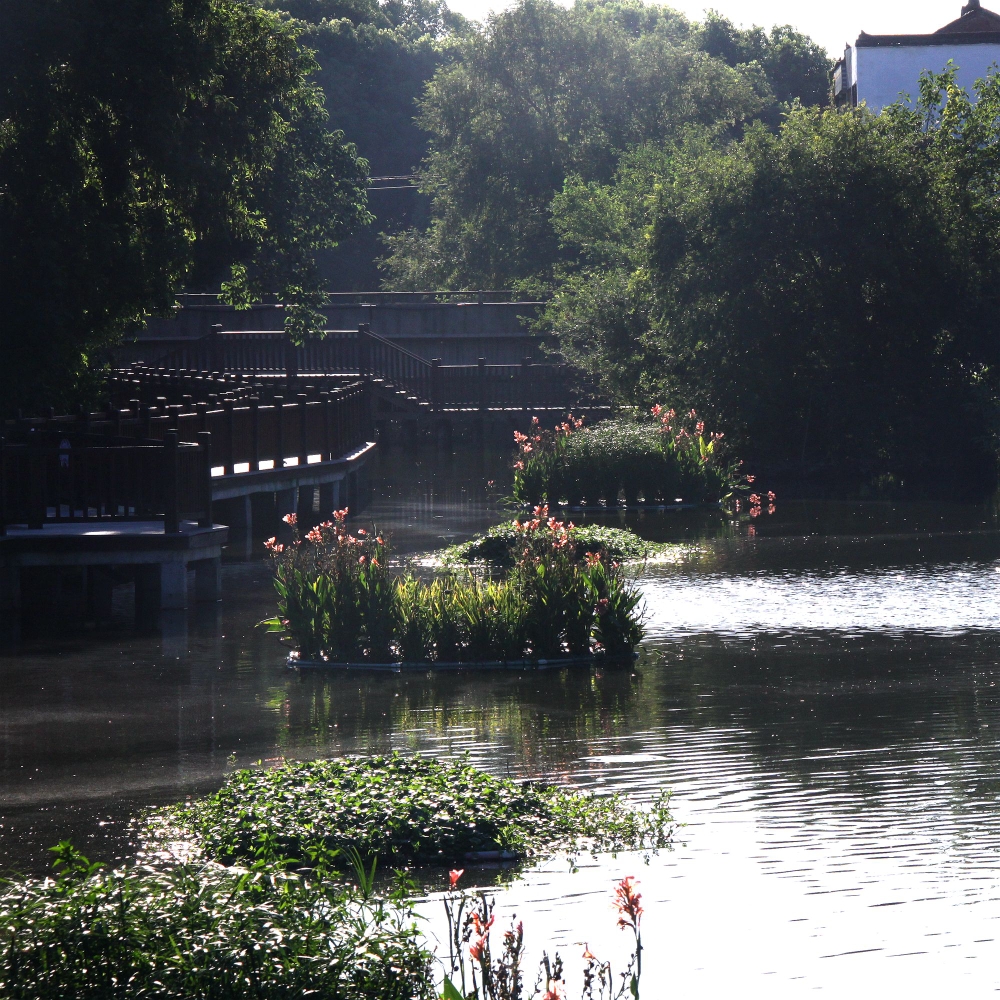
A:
512 409 742 506
441 521 660 568
0 844 433 1000
145 754 675 871
263 510 645 663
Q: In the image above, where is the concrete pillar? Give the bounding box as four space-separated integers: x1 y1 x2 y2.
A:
0 562 21 645
250 491 277 540
159 610 189 659
220 495 252 559
160 561 188 610
318 481 340 519
194 557 222 603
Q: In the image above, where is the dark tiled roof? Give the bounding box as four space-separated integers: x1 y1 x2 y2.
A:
856 3 1000 47
936 6 1000 33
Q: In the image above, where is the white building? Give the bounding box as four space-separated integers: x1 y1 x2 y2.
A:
834 1 1000 111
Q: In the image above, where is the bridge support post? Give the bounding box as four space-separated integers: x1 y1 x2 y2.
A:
319 481 339 518
160 561 188 610
194 557 222 603
219 495 252 559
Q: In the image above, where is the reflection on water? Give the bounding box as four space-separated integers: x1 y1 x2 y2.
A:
3 449 1000 991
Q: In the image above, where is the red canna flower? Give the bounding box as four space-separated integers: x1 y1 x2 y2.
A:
448 869 464 888
282 512 297 526
614 876 643 933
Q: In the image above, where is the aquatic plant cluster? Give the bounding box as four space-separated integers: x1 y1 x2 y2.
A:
442 872 644 1000
0 843 433 1000
441 521 661 568
263 509 645 664
147 754 674 871
512 410 743 507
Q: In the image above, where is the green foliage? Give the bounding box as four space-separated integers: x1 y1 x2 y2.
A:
0 853 433 999
262 0 470 289
0 0 370 411
265 511 645 662
512 413 741 507
147 754 674 868
693 12 830 106
442 522 659 567
381 0 828 289
549 71 1000 496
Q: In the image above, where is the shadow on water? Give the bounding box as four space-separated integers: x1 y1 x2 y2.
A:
5 447 1000 989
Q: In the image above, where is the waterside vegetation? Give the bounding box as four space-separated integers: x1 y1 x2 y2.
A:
145 753 674 871
0 843 433 1000
263 509 645 664
440 521 665 568
512 410 744 507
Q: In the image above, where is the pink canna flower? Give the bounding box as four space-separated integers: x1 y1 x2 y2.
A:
282 512 297 526
650 404 662 417
614 876 643 933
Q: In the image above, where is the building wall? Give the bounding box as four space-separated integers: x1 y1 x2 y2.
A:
853 43 1000 111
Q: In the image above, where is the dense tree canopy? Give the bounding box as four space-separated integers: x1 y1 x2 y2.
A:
0 0 370 411
382 0 831 290
259 0 469 288
551 71 1000 496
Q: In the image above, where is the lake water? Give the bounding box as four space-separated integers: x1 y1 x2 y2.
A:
3 449 1000 994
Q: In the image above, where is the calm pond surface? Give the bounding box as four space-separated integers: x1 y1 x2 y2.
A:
4 448 1000 993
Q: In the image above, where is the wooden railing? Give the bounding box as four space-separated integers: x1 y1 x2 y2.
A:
146 326 592 411
1 380 373 533
0 434 211 534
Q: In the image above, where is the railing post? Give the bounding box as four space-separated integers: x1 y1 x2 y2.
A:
164 431 180 534
222 399 235 475
197 431 213 528
478 357 487 414
273 396 284 470
358 324 371 377
521 356 532 414
249 397 260 471
320 391 332 461
285 335 298 389
298 394 309 466
210 323 223 375
431 358 441 412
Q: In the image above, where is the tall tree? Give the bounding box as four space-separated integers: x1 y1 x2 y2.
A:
382 0 829 291
259 0 469 289
552 76 1000 495
0 0 370 411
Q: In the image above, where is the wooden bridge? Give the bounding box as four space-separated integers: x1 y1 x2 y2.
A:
147 324 600 417
0 376 375 642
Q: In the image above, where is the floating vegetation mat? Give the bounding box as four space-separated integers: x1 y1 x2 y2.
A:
142 754 674 872
436 522 676 568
